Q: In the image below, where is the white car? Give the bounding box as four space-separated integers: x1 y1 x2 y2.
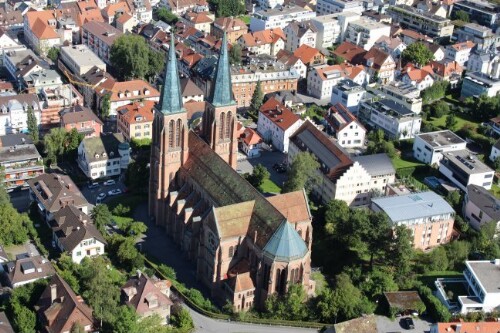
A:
103 179 116 186
88 182 99 189
108 189 122 196
97 192 107 201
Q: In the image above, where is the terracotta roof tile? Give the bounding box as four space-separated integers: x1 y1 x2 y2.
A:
293 44 323 64
259 98 301 131
333 41 366 63
26 13 59 40
240 127 262 146
117 100 155 124
213 17 247 32
450 40 475 51
435 322 500 333
429 60 463 77
239 28 285 47
267 190 311 224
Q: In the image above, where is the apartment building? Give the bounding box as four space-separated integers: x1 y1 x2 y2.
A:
361 47 395 83
439 150 494 191
250 5 316 32
289 120 395 205
467 50 500 79
445 41 475 66
237 28 286 56
460 71 500 98
59 44 106 76
413 130 467 165
310 14 343 48
324 103 366 148
344 17 391 50
463 184 500 233
39 85 83 127
307 64 367 100
211 17 247 44
376 81 422 114
371 191 455 250
387 5 454 39
451 0 499 28
81 21 123 64
77 133 130 179
316 0 364 15
0 94 41 136
454 23 500 51
330 79 366 113
0 134 44 191
359 98 422 140
60 105 103 138
23 11 64 55
117 101 155 141
257 98 303 152
284 21 317 52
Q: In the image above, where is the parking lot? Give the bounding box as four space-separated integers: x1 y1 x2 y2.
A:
79 178 127 206
237 150 288 189
376 315 433 333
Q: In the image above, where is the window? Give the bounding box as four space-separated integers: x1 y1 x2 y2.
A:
76 251 81 256
228 246 234 257
168 120 174 147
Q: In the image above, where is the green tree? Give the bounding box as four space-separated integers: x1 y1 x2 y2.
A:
11 303 36 333
91 204 113 233
0 204 33 245
360 268 398 299
124 221 147 237
427 246 449 271
445 190 462 210
390 226 414 281
229 43 242 65
44 128 67 164
402 42 434 67
112 204 131 216
432 101 450 118
110 35 164 81
245 164 270 189
282 151 321 194
421 81 449 104
249 80 264 117
70 322 86 333
494 156 500 170
214 0 245 17
265 284 309 320
26 106 39 143
154 7 178 24
324 199 350 236
47 47 60 62
364 212 392 269
327 55 344 65
453 10 470 22
66 128 84 158
112 306 139 333
100 93 111 119
170 305 194 330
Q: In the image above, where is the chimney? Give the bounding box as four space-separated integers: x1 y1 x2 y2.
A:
455 323 462 333
50 284 57 303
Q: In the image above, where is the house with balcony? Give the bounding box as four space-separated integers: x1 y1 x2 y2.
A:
284 21 317 53
451 0 499 28
77 133 130 180
375 81 422 114
39 85 83 128
81 21 123 64
463 184 500 234
401 66 435 92
0 134 44 191
27 173 89 221
413 130 467 165
117 101 154 141
249 5 316 32
445 41 475 67
237 28 286 57
330 79 366 114
490 137 500 161
316 0 364 15
439 150 494 191
460 72 500 99
0 94 42 136
307 64 366 100
239 127 262 158
60 105 103 138
344 17 391 51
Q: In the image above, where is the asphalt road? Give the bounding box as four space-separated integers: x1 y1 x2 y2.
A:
79 179 127 206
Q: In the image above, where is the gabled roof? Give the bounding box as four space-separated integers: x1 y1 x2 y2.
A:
263 220 308 262
36 274 94 333
25 11 60 40
82 21 123 46
122 272 173 316
96 79 159 102
184 11 213 24
259 98 301 131
267 190 311 224
363 47 392 69
240 127 262 146
353 153 395 177
180 77 203 97
429 60 463 78
325 103 362 132
239 28 285 47
117 100 155 124
102 1 130 18
293 44 323 64
285 20 317 38
6 255 55 287
213 17 247 32
333 41 366 63
61 105 103 126
404 67 433 82
226 272 255 293
81 133 127 162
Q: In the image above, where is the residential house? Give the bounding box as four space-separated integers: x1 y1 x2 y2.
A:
332 41 366 63
23 11 64 55
490 138 500 161
51 206 106 263
77 133 130 179
115 13 135 33
431 322 500 333
182 11 213 33
211 17 247 44
401 65 435 91
39 85 83 127
237 28 286 57
117 100 155 141
439 149 494 191
101 1 131 25
316 0 364 15
413 130 467 165
374 36 406 58
489 118 500 137
3 255 55 288
330 79 366 114
284 20 317 52
77 67 114 110
460 72 500 98
361 47 395 83
311 12 361 48
0 94 42 136
23 68 63 94
81 21 123 64
358 98 422 140
276 51 308 79
28 173 88 221
451 0 499 28
180 78 204 103
179 51 204 77
371 191 455 250
0 28 22 54
257 98 303 152
239 127 262 158
249 5 316 32
344 17 391 51
0 134 44 190
376 81 422 113
289 120 395 205
291 44 325 67
463 184 500 233
324 103 366 148
163 0 209 15
455 23 500 51
307 63 366 100
0 8 23 33
121 271 173 324
387 5 454 39
467 49 500 79
429 60 463 85
60 105 103 138
36 274 96 332
59 44 106 76
445 41 475 66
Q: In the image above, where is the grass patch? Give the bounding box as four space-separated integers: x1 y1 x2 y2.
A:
259 178 281 194
391 156 425 170
491 183 500 199
238 15 251 24
428 113 479 131
418 271 463 289
106 194 146 212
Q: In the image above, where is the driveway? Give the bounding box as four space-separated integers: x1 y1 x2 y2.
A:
376 315 433 333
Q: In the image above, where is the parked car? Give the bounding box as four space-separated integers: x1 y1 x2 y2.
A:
88 182 99 189
402 317 415 330
108 189 122 196
97 192 107 201
103 179 116 186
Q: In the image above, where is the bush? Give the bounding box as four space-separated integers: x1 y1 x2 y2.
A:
418 286 451 322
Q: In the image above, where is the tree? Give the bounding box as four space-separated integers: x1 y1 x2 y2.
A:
66 128 84 158
245 164 270 189
100 93 111 119
324 199 350 236
110 35 164 81
0 204 33 245
112 204 131 216
445 190 462 210
327 55 344 65
70 322 86 333
124 221 147 237
26 106 39 143
494 156 500 171
91 204 113 233
47 47 60 62
453 10 470 22
282 151 321 194
390 226 414 281
265 284 309 320
170 305 194 330
360 268 398 299
427 246 449 271
364 212 392 269
11 303 36 333
432 101 450 118
421 81 449 104
402 42 434 67
213 0 245 17
154 7 178 24
229 43 242 65
249 80 264 117
44 128 67 164
112 306 139 333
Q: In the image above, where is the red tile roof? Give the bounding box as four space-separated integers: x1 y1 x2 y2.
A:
450 40 475 51
429 60 463 78
363 47 392 70
117 100 155 124
239 28 286 47
213 17 247 32
435 322 500 333
333 42 366 64
259 97 301 131
293 44 323 64
241 127 262 146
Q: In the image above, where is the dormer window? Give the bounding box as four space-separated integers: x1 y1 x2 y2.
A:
95 153 100 158
102 152 107 157
144 89 150 96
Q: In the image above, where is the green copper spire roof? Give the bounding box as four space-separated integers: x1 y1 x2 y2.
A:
158 36 184 114
209 32 236 107
263 221 308 263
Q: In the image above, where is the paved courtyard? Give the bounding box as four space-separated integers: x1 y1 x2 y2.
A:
237 150 288 189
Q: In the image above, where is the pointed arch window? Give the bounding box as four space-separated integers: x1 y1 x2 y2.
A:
175 119 182 147
225 112 232 139
219 112 226 140
168 120 175 148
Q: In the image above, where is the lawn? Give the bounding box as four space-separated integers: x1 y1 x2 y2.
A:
491 183 500 199
238 15 251 25
428 113 479 131
259 178 281 194
391 156 425 170
418 271 463 289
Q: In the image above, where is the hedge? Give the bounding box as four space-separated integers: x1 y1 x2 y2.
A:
418 286 451 322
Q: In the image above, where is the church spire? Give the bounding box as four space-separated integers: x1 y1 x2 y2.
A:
158 35 184 114
209 32 235 107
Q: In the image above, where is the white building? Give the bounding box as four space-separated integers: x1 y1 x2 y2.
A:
289 120 395 205
445 41 475 66
316 0 364 15
467 50 500 79
325 103 366 148
375 82 422 114
310 14 342 48
307 64 367 100
413 130 467 165
77 133 131 180
257 98 303 153
59 44 106 76
250 5 316 32
374 36 407 58
461 72 500 98
455 23 500 51
52 205 106 264
463 184 500 234
344 17 391 50
330 79 366 114
439 150 494 191
401 68 435 91
284 21 318 52
257 0 284 9
359 99 421 140
239 127 263 158
0 94 42 136
238 28 286 57
490 138 500 162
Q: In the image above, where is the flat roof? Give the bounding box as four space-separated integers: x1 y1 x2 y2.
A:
466 260 500 294
0 144 41 163
371 191 455 222
60 45 105 69
254 5 313 17
443 150 493 174
417 130 466 148
465 71 500 85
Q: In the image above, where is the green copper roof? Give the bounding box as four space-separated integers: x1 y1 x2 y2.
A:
209 32 236 107
158 36 184 114
263 221 308 262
